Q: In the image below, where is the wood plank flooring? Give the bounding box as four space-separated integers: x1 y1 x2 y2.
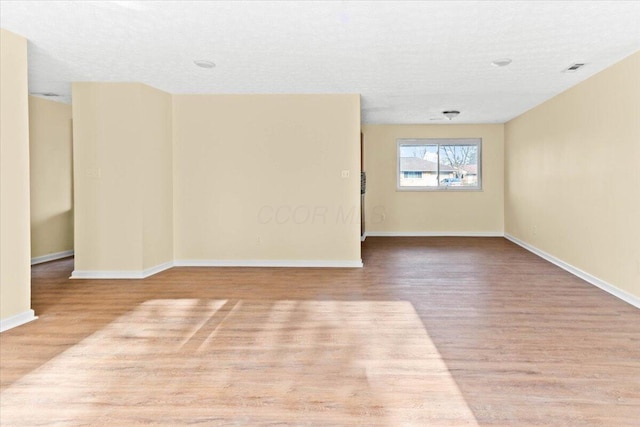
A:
1 237 639 426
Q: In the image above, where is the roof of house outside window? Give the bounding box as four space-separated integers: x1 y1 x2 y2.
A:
400 157 456 173
460 164 477 174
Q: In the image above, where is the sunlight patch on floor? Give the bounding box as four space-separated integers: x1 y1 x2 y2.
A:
1 299 478 426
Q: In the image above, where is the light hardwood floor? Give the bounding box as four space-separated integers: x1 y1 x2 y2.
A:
1 237 639 426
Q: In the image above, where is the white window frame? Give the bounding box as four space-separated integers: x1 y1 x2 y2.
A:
397 138 482 192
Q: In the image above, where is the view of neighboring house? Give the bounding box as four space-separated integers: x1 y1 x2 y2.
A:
399 157 451 186
399 156 477 187
459 164 478 185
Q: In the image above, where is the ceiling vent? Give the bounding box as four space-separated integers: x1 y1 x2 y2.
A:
563 63 586 73
31 92 60 97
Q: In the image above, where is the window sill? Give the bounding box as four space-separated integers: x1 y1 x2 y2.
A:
396 187 483 192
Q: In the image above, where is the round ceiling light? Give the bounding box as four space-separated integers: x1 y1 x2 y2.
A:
491 58 512 67
194 60 215 69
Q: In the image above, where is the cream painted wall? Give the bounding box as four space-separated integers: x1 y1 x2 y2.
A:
505 52 640 299
0 29 32 321
362 124 504 234
173 94 361 263
72 83 173 274
140 85 173 270
29 96 73 259
73 83 143 272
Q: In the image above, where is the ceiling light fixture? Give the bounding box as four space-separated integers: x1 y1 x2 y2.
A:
491 58 512 67
193 60 215 69
442 110 460 120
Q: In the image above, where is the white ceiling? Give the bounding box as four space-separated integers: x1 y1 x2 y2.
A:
1 1 639 124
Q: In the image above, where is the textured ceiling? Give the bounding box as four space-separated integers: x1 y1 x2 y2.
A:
1 1 639 124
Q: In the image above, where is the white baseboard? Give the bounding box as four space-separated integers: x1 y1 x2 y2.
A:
142 261 174 277
70 258 363 278
70 261 174 280
31 250 74 265
70 270 147 279
174 259 364 268
504 233 640 309
364 231 504 237
0 309 38 333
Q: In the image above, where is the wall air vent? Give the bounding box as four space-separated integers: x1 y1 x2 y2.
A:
563 63 586 73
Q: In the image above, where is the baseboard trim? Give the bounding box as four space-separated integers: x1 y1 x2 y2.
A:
70 258 363 278
0 309 38 333
504 233 640 309
31 250 74 265
364 231 504 237
174 259 364 268
142 261 174 277
70 270 146 279
70 261 174 280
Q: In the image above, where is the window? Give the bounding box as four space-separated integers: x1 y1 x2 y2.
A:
397 138 482 191
403 171 423 179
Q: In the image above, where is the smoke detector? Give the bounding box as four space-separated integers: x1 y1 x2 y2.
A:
194 60 215 69
491 58 512 67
